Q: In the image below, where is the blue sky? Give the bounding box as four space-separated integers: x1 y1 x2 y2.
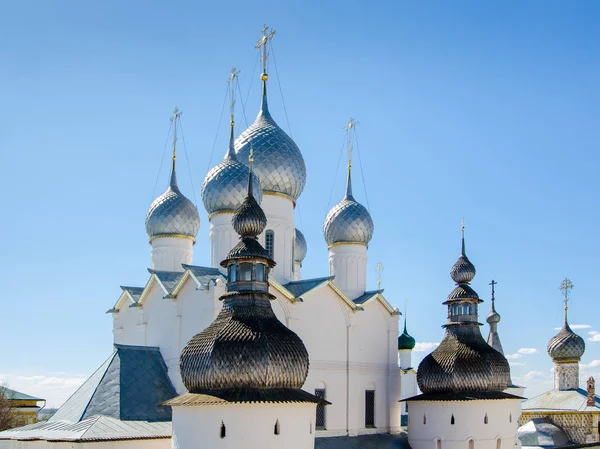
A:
0 1 598 407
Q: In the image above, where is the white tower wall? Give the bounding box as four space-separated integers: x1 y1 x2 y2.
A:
399 349 412 370
554 361 579 390
172 402 316 449
150 237 194 272
209 212 238 273
261 194 295 284
328 244 367 300
408 399 522 449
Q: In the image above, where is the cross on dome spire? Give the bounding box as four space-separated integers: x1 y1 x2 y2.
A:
228 67 240 142
461 218 466 255
375 260 384 290
170 107 182 186
559 278 574 323
343 117 359 199
256 24 276 77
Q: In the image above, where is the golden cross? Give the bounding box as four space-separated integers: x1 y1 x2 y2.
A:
170 107 182 168
559 278 574 312
404 298 408 317
255 24 276 75
375 261 384 290
228 67 240 129
343 118 359 170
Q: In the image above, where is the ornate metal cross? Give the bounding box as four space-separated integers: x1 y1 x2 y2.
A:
489 279 497 300
170 107 182 166
255 24 276 74
228 67 240 127
375 260 384 290
343 117 359 170
559 278 574 311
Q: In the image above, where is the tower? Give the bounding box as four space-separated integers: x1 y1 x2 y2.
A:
547 278 585 391
145 108 200 272
166 160 326 449
486 280 503 354
398 305 417 425
235 25 306 284
202 68 262 271
407 225 521 449
293 228 307 280
323 118 374 300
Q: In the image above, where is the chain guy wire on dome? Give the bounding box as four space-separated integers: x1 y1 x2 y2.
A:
234 24 307 203
323 118 374 248
176 152 328 405
202 68 262 216
205 83 230 175
416 223 512 396
146 108 200 241
150 120 173 201
176 114 198 208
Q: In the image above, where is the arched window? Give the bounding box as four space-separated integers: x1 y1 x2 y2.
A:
365 390 375 428
274 419 280 435
228 264 237 282
469 440 474 449
239 263 253 281
220 421 226 438
315 388 326 430
496 438 502 449
255 264 265 281
265 230 274 259
451 414 455 425
435 439 442 449
484 413 488 424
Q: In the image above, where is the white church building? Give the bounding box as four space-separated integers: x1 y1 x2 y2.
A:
0 25 528 449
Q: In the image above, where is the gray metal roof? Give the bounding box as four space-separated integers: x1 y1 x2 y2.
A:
147 269 185 296
282 276 334 298
353 289 384 305
522 389 600 412
518 418 572 448
182 264 224 289
120 286 144 303
0 387 43 402
49 344 176 424
315 433 409 449
0 415 171 442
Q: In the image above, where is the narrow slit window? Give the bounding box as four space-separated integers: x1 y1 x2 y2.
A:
423 414 427 425
365 390 375 428
315 389 326 430
274 419 280 435
484 413 488 424
265 230 274 259
469 440 474 449
451 414 455 425
220 421 226 438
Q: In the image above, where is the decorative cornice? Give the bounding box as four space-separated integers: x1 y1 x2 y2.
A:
328 241 368 250
263 190 296 207
149 234 196 244
208 209 235 221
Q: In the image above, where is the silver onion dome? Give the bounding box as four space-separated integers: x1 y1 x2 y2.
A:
323 170 374 247
548 322 585 361
295 228 307 264
145 170 200 240
235 85 306 201
202 139 262 215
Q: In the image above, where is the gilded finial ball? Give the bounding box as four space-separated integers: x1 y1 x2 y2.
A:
261 73 268 81
230 121 235 127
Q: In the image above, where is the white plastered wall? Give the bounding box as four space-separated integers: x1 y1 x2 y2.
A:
150 237 194 272
172 403 316 449
328 244 367 300
408 399 522 449
209 213 237 274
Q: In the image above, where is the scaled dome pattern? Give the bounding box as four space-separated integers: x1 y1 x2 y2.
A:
235 93 306 201
417 235 511 394
294 228 307 264
145 171 200 240
180 171 312 395
548 322 585 361
202 146 262 215
323 172 374 247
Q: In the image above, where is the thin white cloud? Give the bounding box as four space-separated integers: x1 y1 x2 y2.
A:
414 342 439 352
0 373 85 408
588 331 600 342
523 371 546 381
518 348 539 355
505 353 523 360
554 324 591 330
509 361 525 367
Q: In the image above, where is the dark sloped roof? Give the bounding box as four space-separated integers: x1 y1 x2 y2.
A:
315 433 409 449
0 387 43 402
404 391 524 401
163 388 329 406
182 264 224 288
120 286 144 303
49 344 176 423
282 276 334 298
353 289 384 305
147 270 184 295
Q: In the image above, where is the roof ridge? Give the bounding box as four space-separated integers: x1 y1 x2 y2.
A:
284 276 334 286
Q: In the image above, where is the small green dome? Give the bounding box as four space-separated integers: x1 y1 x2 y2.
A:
398 321 415 350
